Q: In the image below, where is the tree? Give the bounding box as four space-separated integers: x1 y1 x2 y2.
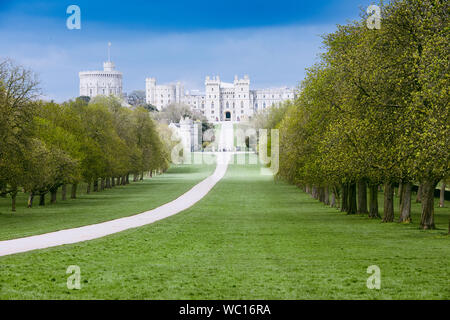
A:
275 0 448 230
127 90 146 106
0 59 40 211
142 103 158 112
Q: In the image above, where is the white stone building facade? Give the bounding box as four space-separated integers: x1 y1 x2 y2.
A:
145 78 184 110
79 61 123 98
145 75 296 122
169 117 202 152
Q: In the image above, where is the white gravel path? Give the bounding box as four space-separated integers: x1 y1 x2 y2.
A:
0 125 234 257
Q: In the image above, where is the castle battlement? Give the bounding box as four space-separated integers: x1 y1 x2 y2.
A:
146 75 296 122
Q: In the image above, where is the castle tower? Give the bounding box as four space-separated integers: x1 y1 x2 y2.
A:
79 42 123 98
234 75 250 120
205 75 221 122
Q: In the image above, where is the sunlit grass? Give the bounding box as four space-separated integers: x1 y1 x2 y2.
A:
0 154 448 299
0 156 216 241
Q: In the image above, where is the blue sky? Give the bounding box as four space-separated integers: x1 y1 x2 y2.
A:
0 0 373 102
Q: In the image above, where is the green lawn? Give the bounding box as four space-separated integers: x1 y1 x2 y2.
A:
0 154 448 299
0 155 216 241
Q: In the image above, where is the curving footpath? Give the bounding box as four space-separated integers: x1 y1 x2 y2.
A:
0 152 232 258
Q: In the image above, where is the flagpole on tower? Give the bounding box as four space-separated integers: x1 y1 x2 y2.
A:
108 42 111 62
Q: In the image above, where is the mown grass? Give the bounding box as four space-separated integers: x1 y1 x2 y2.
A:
0 155 216 241
0 154 448 299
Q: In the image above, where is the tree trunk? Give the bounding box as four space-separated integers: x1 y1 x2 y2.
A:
50 188 57 204
439 183 446 208
357 180 368 214
61 184 67 201
399 182 412 223
416 184 422 203
398 182 403 203
100 178 105 191
399 183 404 214
347 183 357 215
122 176 127 186
86 183 91 194
111 176 115 187
11 190 17 212
71 184 77 199
27 193 34 208
150 170 153 178
140 172 144 181
106 177 111 188
420 179 438 230
369 184 380 218
126 174 130 184
93 179 99 192
330 190 336 207
318 187 325 203
324 186 330 205
382 182 394 222
333 186 341 208
341 184 348 212
39 194 45 206
0 185 6 198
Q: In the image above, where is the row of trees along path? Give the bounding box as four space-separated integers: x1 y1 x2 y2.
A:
0 59 172 211
252 0 449 231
